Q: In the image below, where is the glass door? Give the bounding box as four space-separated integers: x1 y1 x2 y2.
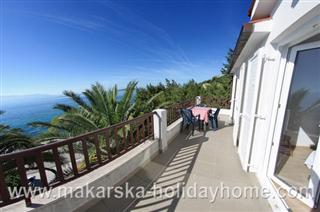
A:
272 42 320 207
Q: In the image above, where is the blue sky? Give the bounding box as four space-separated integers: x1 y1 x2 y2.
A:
1 0 250 96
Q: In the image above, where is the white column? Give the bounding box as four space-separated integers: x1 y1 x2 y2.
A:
153 109 168 153
196 96 201 105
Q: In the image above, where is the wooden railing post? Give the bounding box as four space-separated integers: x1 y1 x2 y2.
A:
105 129 112 160
16 157 31 206
94 135 102 164
122 126 127 151
0 163 10 204
35 153 49 189
68 143 79 177
52 147 64 183
81 140 91 170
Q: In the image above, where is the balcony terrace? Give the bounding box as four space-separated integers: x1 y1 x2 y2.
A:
85 123 271 212
1 98 272 212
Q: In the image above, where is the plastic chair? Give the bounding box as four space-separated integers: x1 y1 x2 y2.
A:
180 108 200 135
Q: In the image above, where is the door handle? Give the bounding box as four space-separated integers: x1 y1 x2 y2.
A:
254 114 266 120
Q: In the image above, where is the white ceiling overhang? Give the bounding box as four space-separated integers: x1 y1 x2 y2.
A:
250 0 277 20
230 19 272 73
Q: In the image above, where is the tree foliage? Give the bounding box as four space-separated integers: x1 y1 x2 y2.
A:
0 111 55 187
30 81 138 139
0 111 34 154
220 48 234 75
134 74 232 114
0 48 235 188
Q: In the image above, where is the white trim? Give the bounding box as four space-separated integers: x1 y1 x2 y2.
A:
271 6 320 47
257 173 290 211
271 175 315 208
231 20 271 73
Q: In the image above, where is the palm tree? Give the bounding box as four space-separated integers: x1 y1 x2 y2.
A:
0 111 34 154
29 81 140 169
30 81 138 139
0 111 56 188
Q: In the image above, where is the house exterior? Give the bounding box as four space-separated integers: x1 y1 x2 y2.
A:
229 0 320 210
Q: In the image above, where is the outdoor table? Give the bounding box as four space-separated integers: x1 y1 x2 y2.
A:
191 106 211 131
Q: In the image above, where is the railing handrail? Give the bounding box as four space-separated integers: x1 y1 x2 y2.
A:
0 112 155 161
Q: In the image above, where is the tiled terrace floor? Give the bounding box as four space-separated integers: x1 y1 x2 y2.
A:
85 124 272 212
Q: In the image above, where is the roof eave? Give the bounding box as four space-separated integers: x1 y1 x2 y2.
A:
229 18 272 73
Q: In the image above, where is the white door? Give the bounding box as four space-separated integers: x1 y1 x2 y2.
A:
238 50 264 170
232 69 240 144
269 41 320 207
233 63 246 146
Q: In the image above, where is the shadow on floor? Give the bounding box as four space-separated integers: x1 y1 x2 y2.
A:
83 120 271 212
85 128 209 212
127 131 208 212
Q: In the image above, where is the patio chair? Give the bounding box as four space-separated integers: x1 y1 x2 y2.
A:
209 108 220 130
180 108 200 135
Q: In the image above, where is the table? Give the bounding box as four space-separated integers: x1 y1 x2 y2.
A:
191 106 212 130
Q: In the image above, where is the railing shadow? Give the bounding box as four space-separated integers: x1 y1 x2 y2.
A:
88 129 209 212
125 131 208 212
85 120 231 212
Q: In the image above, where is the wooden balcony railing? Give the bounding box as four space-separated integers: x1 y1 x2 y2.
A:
165 96 231 126
166 99 195 126
0 112 155 207
201 96 231 109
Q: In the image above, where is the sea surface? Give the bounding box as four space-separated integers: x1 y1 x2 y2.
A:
1 92 126 136
1 95 74 135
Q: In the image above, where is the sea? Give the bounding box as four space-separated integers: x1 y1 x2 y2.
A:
1 91 126 136
0 95 75 135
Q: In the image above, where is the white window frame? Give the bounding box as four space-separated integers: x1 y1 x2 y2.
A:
267 41 320 208
233 63 247 146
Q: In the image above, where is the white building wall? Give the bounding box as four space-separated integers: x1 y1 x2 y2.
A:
269 0 319 42
234 1 320 175
258 2 320 175
232 0 320 209
233 0 320 172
